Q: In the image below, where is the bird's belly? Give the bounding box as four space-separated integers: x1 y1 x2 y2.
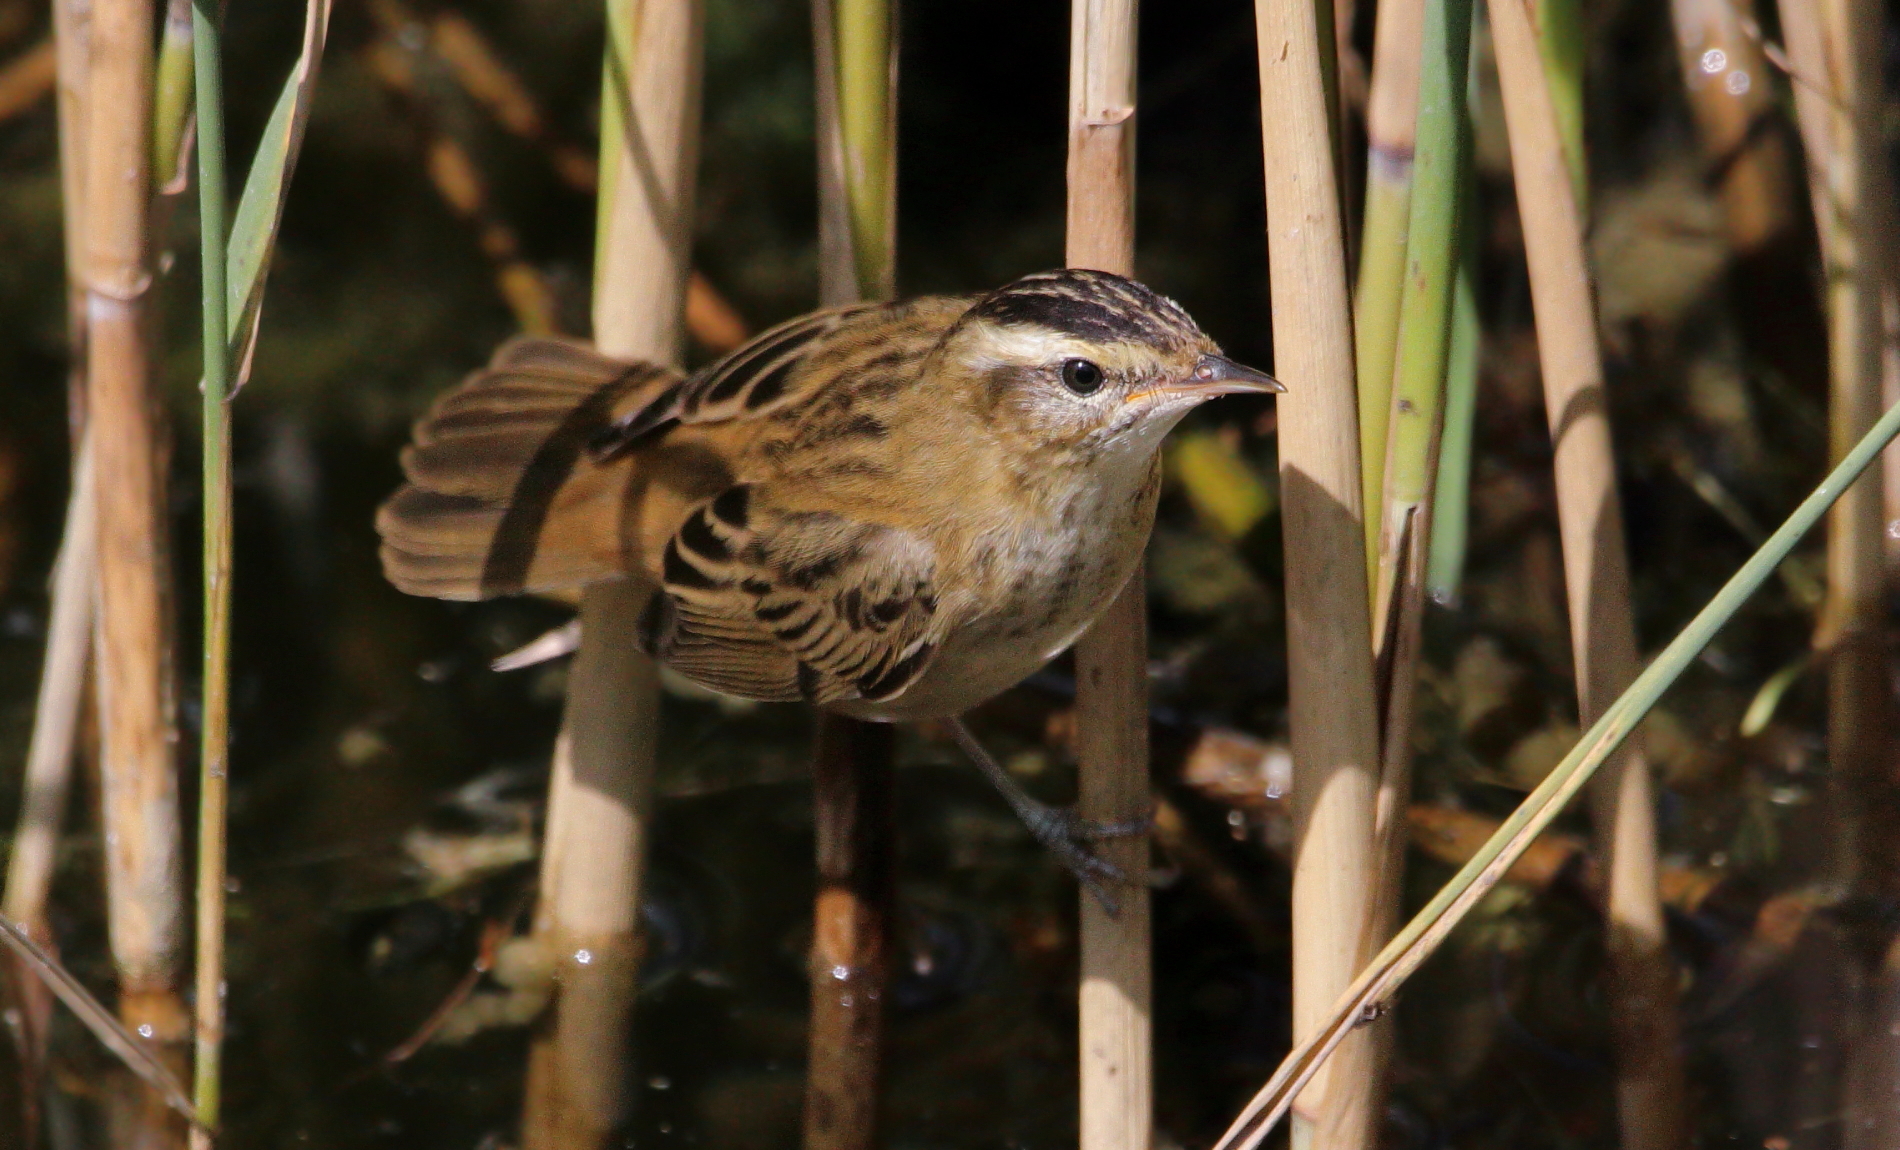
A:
838 533 1142 723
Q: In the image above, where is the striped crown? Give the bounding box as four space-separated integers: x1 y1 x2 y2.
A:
956 268 1206 354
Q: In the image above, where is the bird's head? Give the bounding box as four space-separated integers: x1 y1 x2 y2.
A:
936 268 1282 459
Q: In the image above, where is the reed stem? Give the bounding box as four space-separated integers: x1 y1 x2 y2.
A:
520 2 700 1145
85 0 190 1137
1254 2 1386 1147
1365 0 1472 1092
188 0 231 1140
1353 0 1423 584
804 1 897 1146
1488 0 1688 1143
1064 3 1152 1148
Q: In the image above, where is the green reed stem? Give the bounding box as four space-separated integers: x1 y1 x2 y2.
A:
1215 392 1900 1150
1424 246 1478 603
1535 0 1586 207
190 0 231 1135
834 0 895 299
1374 0 1472 589
152 0 194 192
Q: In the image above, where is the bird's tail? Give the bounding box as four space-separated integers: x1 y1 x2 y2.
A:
376 337 680 601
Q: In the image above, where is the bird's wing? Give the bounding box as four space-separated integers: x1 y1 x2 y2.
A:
643 484 942 706
589 304 882 458
378 337 682 600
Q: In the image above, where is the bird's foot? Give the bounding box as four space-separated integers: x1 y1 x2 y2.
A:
944 715 1151 916
1014 801 1152 915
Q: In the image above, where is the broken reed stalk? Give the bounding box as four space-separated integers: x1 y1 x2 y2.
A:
1065 4 1152 1150
1352 0 1422 584
1254 1 1386 1147
84 0 191 1139
802 1 897 1147
188 0 231 1141
1488 1 1689 1145
1365 0 1472 1075
519 1 700 1146
1211 392 1900 1150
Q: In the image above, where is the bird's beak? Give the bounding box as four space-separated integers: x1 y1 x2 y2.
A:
1184 353 1285 395
1127 353 1285 408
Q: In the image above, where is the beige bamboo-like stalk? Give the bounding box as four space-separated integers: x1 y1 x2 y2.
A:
83 0 191 1142
1065 5 1152 1149
1487 2 1688 1147
803 1 897 1146
1254 2 1386 1148
52 0 88 421
520 1 700 1146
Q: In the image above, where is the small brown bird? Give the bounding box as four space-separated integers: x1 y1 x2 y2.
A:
378 268 1280 891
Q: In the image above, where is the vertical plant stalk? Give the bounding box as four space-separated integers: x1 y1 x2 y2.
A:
520 2 700 1147
1255 2 1386 1148
1487 2 1689 1147
804 2 896 1148
188 0 231 1142
1781 0 1898 1143
84 0 191 1140
1365 0 1472 1058
831 0 894 302
1065 4 1151 1149
802 718 894 1150
52 0 89 424
1781 0 1891 892
151 0 193 197
1423 234 1478 605
1353 0 1423 582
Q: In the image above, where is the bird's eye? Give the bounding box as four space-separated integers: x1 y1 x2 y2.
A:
1061 358 1104 395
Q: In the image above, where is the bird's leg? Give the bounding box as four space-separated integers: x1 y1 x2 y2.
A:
945 715 1150 914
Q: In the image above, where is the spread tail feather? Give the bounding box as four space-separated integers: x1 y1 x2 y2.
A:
377 337 683 601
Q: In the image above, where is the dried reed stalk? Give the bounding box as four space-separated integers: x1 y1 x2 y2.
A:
803 1 897 1146
1780 0 1899 1143
1065 4 1152 1149
520 1 700 1145
1780 0 1891 890
1254 2 1386 1147
84 0 190 1140
2 435 93 1143
1488 1 1688 1145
